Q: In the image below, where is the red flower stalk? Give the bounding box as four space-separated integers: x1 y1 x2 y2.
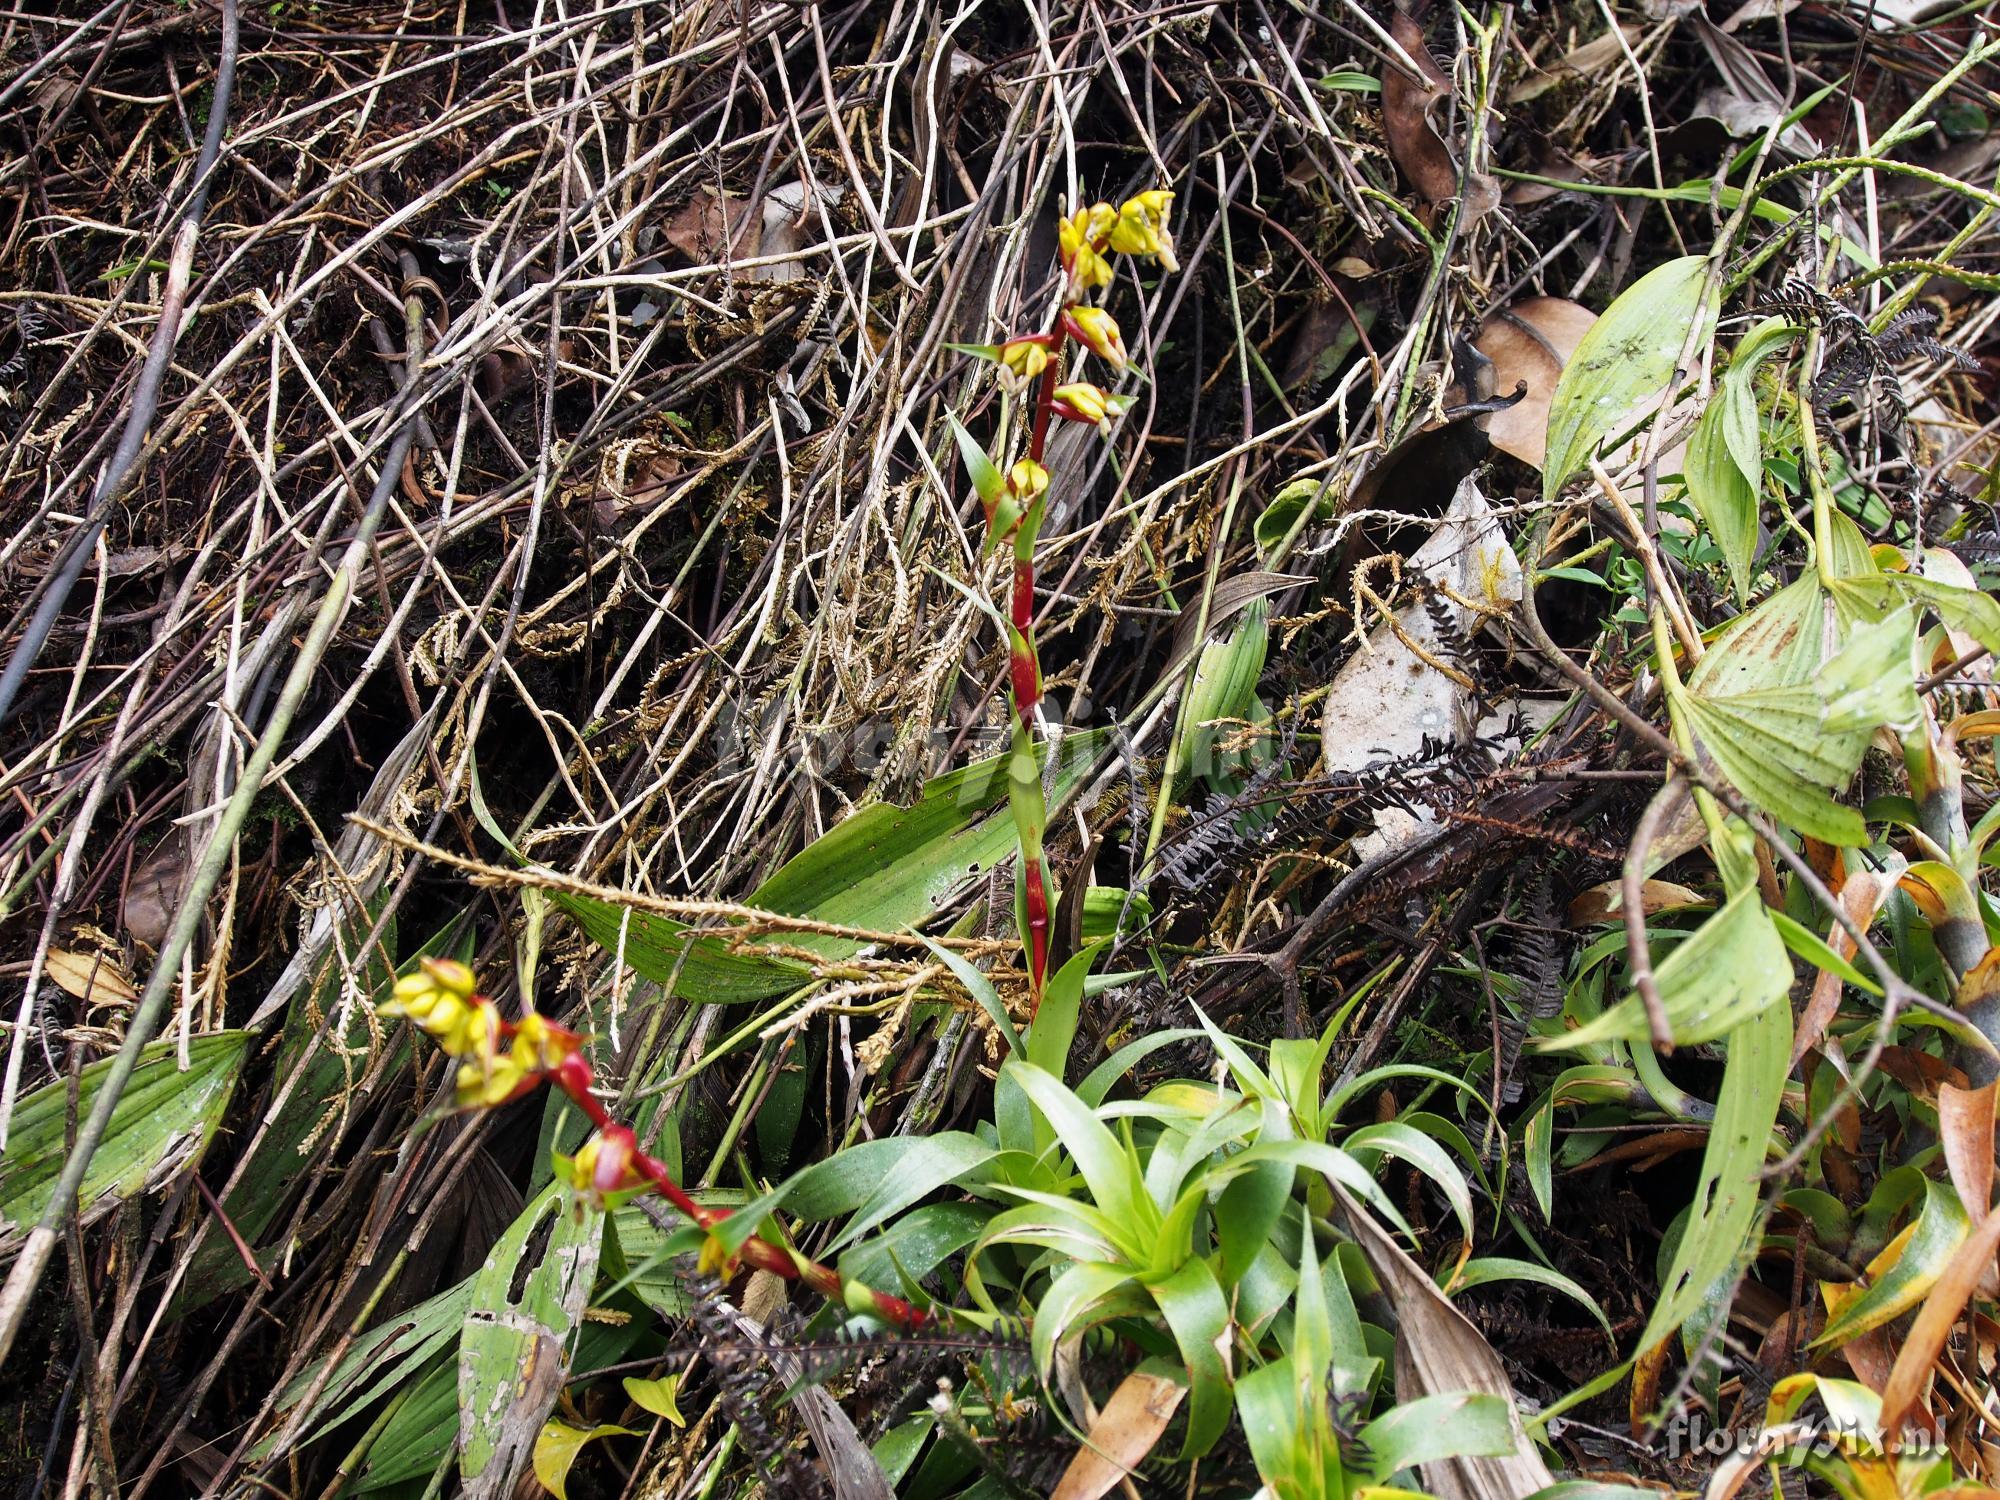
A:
385 962 929 1330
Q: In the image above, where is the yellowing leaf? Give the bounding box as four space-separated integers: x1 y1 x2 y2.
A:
531 1418 635 1500
622 1375 685 1427
1813 1180 1972 1349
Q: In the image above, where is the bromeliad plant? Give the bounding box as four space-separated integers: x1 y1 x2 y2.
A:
950 189 1176 1011
380 956 930 1329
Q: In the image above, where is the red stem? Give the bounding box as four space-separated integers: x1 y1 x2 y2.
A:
547 1054 928 1329
1011 323 1067 1002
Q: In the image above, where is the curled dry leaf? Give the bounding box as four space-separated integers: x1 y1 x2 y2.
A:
1472 296 1597 469
1791 868 1898 1067
1566 879 1707 925
1330 1182 1555 1500
663 186 759 262
45 948 138 1008
1048 1369 1187 1500
1879 1209 2000 1440
1940 1081 1996 1288
122 841 185 951
1381 12 1498 222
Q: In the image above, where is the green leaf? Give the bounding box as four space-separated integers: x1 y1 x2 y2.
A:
559 731 1108 999
1255 476 1336 560
1813 1179 1971 1349
1290 1215 1332 1395
1233 1355 1309 1498
180 907 406 1314
1151 1255 1233 1458
1215 1155 1293 1291
1674 578 1872 845
622 1376 685 1426
1342 1122 1473 1242
919 935 1021 1058
532 1419 636 1500
1633 991 1790 1358
1548 889 1791 1049
948 413 1005 505
1769 908 1882 997
264 1282 474 1456
1003 1061 1152 1238
839 1201 989 1293
1543 255 1717 502
1026 939 1108 1084
1357 1393 1516 1483
353 1355 456 1491
0 1030 247 1255
1685 397 1759 607
1447 1258 1612 1335
1834 570 2000 659
1683 319 1795 604
1031 1259 1139 1381
1815 605 1920 735
459 1186 605 1498
771 1131 996 1249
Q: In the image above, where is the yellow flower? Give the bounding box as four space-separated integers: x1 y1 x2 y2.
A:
1061 305 1127 373
1058 203 1117 291
1109 190 1176 272
381 956 480 1038
1006 459 1049 501
511 1011 582 1073
455 1050 531 1109
430 994 499 1059
996 337 1052 390
1051 382 1130 427
566 1125 647 1210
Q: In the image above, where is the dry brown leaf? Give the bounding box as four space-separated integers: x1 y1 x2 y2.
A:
1473 297 1597 469
663 186 759 263
122 842 184 951
1791 869 1896 1067
45 948 137 1008
1508 25 1642 104
1941 1081 1997 1224
1880 1211 2000 1439
1048 1369 1186 1500
1567 879 1707 925
1331 1183 1556 1500
1381 12 1497 222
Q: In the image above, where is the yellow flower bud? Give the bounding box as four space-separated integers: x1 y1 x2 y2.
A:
455 1051 530 1110
1006 459 1049 501
383 956 480 1028
1051 382 1130 426
1061 305 1128 373
1109 189 1177 272
511 1011 582 1072
1058 204 1117 291
996 337 1051 391
444 996 503 1056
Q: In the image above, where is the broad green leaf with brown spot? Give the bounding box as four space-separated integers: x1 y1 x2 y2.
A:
458 1186 604 1498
